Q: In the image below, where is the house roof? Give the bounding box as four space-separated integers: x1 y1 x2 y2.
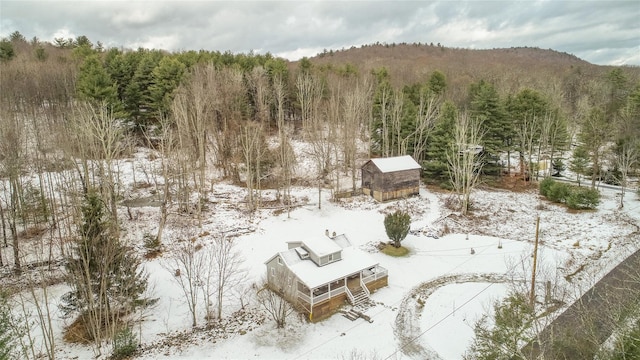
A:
367 155 421 173
287 235 343 257
279 246 378 289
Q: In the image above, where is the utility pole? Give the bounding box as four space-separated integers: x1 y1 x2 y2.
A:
530 215 540 307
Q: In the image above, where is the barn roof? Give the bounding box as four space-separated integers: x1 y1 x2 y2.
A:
367 155 421 173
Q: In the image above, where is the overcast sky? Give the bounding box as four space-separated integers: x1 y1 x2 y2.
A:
1 0 639 65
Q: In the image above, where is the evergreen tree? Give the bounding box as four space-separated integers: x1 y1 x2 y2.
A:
0 39 14 62
149 56 186 115
428 70 446 96
0 292 15 360
125 50 164 127
570 146 589 186
384 210 411 248
579 107 612 187
608 319 640 360
104 49 133 105
76 55 119 111
62 192 148 341
466 292 534 360
423 101 456 184
469 80 509 174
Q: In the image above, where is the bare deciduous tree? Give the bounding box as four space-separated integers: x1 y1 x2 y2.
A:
238 122 267 212
273 74 296 216
163 237 206 328
257 267 297 329
210 233 245 320
341 75 372 192
0 105 26 272
447 112 484 215
71 101 126 230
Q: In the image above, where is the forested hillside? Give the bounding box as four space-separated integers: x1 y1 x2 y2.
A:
0 30 639 358
1 30 639 262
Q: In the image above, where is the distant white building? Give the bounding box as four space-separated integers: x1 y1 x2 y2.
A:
264 233 388 322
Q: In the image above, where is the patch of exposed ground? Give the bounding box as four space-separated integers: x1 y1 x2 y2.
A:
138 307 266 357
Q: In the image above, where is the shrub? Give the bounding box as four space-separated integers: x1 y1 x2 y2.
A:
111 327 138 360
566 187 600 210
539 178 600 210
0 292 18 360
539 178 555 197
384 210 411 248
143 233 160 250
548 182 570 203
610 319 640 360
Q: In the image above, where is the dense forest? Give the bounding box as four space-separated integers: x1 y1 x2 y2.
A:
0 30 639 358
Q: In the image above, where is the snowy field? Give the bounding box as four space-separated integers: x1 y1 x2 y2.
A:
4 145 640 360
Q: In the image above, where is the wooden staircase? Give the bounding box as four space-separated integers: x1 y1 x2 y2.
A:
349 286 370 307
341 286 373 322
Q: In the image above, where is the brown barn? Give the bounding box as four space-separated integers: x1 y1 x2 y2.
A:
361 155 421 201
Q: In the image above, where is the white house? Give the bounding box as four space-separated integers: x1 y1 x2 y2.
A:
264 233 388 321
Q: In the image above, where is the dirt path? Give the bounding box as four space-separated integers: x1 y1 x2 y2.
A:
394 273 510 359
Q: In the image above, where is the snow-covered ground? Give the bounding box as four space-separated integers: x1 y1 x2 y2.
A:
3 144 639 360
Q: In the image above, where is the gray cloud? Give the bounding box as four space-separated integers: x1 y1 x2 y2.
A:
1 0 638 65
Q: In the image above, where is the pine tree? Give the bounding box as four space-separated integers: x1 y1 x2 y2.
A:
570 146 589 186
469 80 509 174
149 56 186 115
125 50 163 127
62 192 148 342
76 55 119 111
0 292 14 360
466 292 534 359
384 210 411 248
423 101 456 184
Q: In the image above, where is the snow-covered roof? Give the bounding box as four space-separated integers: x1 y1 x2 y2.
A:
289 235 342 257
368 155 421 173
332 234 351 249
282 246 378 289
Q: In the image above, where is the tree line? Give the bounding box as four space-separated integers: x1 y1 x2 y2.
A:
0 30 639 358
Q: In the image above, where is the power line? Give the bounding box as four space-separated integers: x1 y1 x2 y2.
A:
292 235 524 359
382 252 525 359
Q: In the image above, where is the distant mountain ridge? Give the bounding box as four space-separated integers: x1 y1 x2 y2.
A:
299 43 639 100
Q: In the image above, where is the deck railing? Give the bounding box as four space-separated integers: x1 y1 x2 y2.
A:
297 291 311 304
360 278 370 297
362 265 388 285
300 286 347 307
345 286 355 304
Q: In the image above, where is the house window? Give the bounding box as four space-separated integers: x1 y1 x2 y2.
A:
277 257 283 265
328 253 334 262
271 268 275 277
